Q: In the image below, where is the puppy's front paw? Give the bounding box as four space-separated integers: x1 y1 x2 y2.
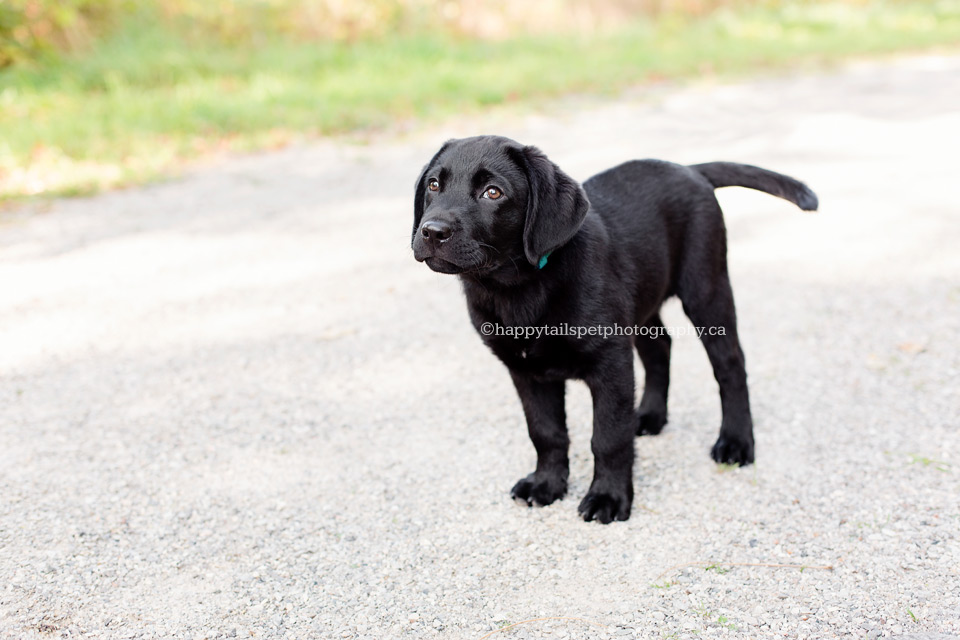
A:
711 434 755 466
578 488 632 524
636 410 667 436
511 472 567 507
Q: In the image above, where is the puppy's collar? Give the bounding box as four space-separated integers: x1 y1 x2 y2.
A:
537 251 553 270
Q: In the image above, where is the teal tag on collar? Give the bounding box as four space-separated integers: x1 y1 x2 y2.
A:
537 252 552 270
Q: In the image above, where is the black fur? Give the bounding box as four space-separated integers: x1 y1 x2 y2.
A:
411 135 818 524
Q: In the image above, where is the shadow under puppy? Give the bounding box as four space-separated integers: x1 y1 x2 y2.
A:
411 135 817 524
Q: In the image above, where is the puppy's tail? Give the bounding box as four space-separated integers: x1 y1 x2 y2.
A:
691 162 818 211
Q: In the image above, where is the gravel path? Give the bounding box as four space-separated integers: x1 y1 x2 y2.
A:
2 54 959 640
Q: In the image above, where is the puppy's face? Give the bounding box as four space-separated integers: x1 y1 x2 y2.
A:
412 136 590 279
411 136 529 276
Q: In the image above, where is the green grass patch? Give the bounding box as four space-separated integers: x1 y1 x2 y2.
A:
907 453 952 472
3 0 960 201
651 580 678 589
704 563 732 574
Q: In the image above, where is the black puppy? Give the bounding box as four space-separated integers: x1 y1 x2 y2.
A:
411 136 817 524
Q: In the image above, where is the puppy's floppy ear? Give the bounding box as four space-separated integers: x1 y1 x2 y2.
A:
509 145 589 266
412 141 451 247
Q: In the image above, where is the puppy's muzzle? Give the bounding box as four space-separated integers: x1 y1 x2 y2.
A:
419 219 453 245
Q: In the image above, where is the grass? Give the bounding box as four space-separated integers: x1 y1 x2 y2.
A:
3 0 960 201
906 453 952 472
651 580 678 589
703 563 732 574
715 614 738 631
885 450 953 472
692 603 738 632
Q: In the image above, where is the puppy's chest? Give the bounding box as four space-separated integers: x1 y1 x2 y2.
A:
484 334 591 380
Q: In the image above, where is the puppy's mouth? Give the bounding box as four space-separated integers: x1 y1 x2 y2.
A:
423 257 465 274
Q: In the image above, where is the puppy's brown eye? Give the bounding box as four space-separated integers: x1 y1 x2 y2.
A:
428 179 439 192
484 186 502 200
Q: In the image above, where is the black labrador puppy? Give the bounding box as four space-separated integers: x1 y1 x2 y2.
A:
411 135 817 524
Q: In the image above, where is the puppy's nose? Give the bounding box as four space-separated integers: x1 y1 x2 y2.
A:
420 220 453 243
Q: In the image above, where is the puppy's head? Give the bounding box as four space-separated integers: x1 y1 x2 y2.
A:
412 136 589 277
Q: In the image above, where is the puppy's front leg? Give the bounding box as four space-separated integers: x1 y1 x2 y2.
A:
580 346 636 523
509 373 569 507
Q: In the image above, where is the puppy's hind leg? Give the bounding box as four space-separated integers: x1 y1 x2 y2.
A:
635 313 671 436
509 373 569 507
678 272 755 466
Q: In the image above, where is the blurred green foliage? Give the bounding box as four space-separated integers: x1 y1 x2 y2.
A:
0 0 132 67
1 0 459 65
2 0 959 201
8 0 938 66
